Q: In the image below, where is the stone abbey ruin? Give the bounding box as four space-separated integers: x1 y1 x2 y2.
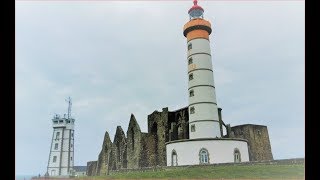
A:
86 107 273 176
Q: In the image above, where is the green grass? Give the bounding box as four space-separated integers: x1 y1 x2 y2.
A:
77 164 304 179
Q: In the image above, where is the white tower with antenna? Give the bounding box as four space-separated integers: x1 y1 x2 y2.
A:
46 97 75 177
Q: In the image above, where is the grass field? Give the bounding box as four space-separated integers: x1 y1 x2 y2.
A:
77 164 305 179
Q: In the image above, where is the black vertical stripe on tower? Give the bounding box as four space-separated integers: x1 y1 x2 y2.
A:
47 130 55 174
59 127 65 175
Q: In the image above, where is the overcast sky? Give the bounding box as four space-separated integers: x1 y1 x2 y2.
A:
16 0 304 176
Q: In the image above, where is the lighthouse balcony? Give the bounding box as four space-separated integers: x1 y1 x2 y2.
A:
52 118 75 128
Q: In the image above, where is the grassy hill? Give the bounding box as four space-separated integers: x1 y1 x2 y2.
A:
77 163 304 179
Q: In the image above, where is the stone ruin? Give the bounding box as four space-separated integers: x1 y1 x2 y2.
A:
86 107 273 176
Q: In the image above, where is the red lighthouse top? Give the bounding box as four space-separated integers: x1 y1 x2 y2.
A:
188 0 204 20
188 0 204 14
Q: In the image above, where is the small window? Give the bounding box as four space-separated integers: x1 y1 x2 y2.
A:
199 148 209 164
189 90 194 97
59 120 63 123
234 148 241 163
71 133 74 138
172 150 178 166
257 130 261 135
54 121 58 124
56 132 60 139
190 106 195 114
189 73 193 81
188 58 193 65
71 144 73 148
188 43 192 50
53 156 57 163
191 124 195 132
71 157 73 161
54 143 58 150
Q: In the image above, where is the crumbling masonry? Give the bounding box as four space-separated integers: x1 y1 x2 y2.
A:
86 107 273 176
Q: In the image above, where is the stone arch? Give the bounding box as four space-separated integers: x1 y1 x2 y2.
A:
234 148 241 163
199 148 210 164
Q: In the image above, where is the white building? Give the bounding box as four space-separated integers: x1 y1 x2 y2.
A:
46 98 75 177
166 0 250 166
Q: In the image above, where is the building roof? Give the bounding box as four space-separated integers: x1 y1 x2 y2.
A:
73 166 87 172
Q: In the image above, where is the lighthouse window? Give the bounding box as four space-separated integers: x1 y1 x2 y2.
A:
172 150 178 166
188 58 193 65
54 143 58 150
199 148 209 164
190 106 195 114
56 132 60 139
53 156 57 163
234 148 241 163
189 90 194 97
188 43 192 50
191 124 196 132
189 73 193 80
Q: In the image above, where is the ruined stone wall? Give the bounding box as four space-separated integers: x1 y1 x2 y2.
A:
231 124 273 161
147 108 169 166
139 133 150 168
86 161 97 176
168 107 189 141
126 114 142 169
86 108 274 175
113 126 127 169
96 131 112 175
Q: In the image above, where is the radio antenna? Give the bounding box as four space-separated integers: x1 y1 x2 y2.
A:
65 97 72 119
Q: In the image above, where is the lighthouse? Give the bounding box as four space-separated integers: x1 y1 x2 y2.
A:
46 97 75 177
184 0 221 139
166 0 250 166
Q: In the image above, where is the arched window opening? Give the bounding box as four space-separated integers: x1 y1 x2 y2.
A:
172 150 178 166
234 148 241 163
199 148 209 164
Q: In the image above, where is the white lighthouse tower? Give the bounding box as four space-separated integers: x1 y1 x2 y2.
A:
166 0 250 166
184 0 221 139
46 97 75 177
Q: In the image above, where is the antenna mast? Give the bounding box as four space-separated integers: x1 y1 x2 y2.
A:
65 97 72 119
